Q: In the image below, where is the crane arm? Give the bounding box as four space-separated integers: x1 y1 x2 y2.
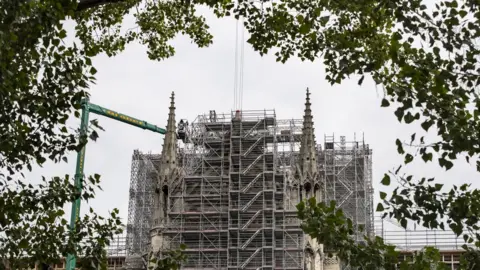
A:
88 102 166 134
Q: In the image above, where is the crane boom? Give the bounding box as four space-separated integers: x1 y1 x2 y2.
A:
88 102 166 134
65 98 166 270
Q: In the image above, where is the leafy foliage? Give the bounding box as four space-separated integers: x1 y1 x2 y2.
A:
379 172 480 240
74 0 220 61
298 198 399 269
298 198 478 269
0 174 123 269
148 245 188 270
0 0 94 174
2 0 480 268
460 249 480 269
1 0 206 267
0 0 224 174
399 247 450 270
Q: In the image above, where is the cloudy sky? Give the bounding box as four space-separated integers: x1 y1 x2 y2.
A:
25 6 479 236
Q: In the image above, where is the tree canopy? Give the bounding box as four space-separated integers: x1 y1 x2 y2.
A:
1 0 480 269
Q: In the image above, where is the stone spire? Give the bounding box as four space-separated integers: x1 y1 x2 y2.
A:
151 92 180 254
297 88 318 183
160 91 178 174
154 91 179 225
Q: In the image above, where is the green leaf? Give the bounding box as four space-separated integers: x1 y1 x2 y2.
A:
10 33 19 42
404 112 414 123
400 218 407 229
394 107 404 121
396 139 405 154
19 239 28 249
380 191 387 200
404 153 414 164
376 203 385 212
299 23 311 34
381 174 391 186
296 15 305 23
381 98 390 107
58 29 67 39
422 152 433 162
439 157 454 170
421 120 434 131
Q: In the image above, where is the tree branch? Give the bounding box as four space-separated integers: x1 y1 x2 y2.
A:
76 0 126 11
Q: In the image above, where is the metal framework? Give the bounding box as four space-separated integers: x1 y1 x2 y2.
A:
318 134 375 240
125 151 161 269
125 110 375 269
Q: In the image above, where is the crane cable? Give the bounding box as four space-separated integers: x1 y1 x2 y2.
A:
233 7 245 112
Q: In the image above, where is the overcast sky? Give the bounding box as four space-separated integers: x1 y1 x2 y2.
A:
24 8 479 235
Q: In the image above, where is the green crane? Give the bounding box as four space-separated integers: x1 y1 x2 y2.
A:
65 98 166 270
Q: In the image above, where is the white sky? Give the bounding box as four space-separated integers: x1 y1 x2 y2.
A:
24 8 479 235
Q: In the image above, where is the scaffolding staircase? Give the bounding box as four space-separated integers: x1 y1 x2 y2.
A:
242 155 263 174
243 137 263 157
240 248 262 268
242 210 262 230
242 191 263 212
243 120 263 138
242 172 262 193
241 229 262 249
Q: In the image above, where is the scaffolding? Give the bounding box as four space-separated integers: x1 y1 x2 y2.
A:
161 110 231 269
125 150 161 269
318 134 375 240
125 110 375 269
149 110 305 269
